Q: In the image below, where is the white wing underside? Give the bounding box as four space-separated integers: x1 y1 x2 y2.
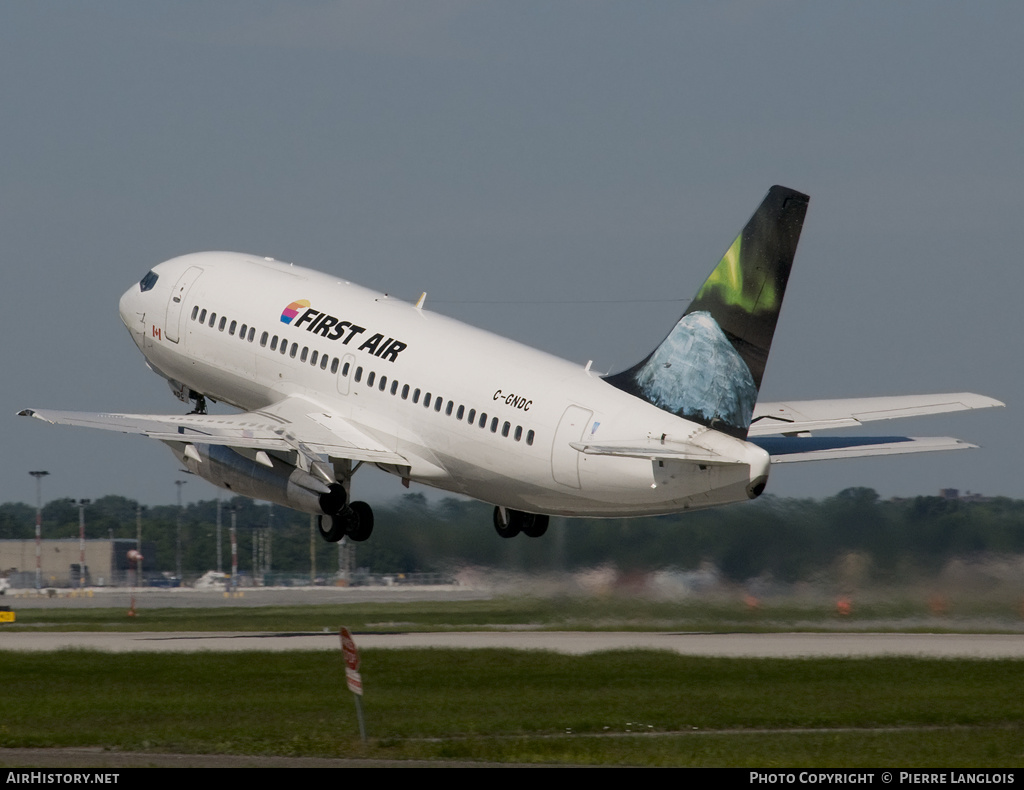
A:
19 396 407 466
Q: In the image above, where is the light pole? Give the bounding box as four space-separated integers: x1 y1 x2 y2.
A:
310 513 316 586
29 471 49 590
135 504 146 587
76 499 90 588
216 498 223 574
175 480 187 581
230 504 238 591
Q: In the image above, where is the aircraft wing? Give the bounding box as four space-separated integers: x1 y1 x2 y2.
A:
18 396 408 467
748 393 1003 437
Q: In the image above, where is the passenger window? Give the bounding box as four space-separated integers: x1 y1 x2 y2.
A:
467 409 476 424
367 371 375 387
401 384 410 400
280 339 287 355
191 306 199 320
289 343 298 358
490 417 498 433
479 413 487 428
239 323 247 338
300 347 308 362
248 327 255 342
331 358 339 374
209 312 216 327
502 421 510 437
310 350 318 366
229 320 237 335
354 367 362 383
260 332 268 347
391 381 399 395
270 336 278 351
199 309 207 323
218 317 226 331
379 376 387 392
446 401 454 416
526 430 535 446
424 392 432 408
456 405 465 420
514 426 522 441
342 361 350 376
413 389 421 404
434 396 443 412
320 355 329 370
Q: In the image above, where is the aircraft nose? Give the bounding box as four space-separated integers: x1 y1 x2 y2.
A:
119 274 150 342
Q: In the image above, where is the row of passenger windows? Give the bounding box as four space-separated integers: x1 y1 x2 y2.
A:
351 364 536 446
189 304 537 447
191 305 342 373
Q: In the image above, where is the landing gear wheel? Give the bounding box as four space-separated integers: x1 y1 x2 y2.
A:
317 514 346 543
493 506 521 538
522 513 549 538
346 501 374 542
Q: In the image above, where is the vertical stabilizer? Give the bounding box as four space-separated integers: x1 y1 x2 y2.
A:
604 185 809 438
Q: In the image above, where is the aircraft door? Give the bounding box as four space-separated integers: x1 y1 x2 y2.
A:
164 267 203 343
336 353 355 395
551 405 593 488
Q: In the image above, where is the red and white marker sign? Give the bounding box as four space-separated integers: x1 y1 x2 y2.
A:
340 627 363 696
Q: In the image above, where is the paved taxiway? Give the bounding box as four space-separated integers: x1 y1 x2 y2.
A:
4 630 1024 657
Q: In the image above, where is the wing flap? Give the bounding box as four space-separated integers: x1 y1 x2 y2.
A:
749 393 1003 437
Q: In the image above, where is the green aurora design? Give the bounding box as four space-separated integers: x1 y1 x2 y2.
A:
695 233 778 315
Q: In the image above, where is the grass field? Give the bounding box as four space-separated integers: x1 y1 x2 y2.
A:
5 593 1024 633
2 597 1024 766
1 649 1022 766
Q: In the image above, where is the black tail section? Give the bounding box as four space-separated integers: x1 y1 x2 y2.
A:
604 185 809 439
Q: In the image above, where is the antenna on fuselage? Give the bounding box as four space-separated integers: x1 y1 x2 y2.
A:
415 292 427 309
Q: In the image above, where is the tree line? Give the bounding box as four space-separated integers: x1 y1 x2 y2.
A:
1 488 1023 582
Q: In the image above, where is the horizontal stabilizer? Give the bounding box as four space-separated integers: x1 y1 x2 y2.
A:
570 440 740 466
751 435 977 463
749 393 1003 437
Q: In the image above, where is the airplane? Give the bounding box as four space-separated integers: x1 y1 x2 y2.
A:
20 185 1002 542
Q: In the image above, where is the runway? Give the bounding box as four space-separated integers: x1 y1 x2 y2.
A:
3 629 1024 657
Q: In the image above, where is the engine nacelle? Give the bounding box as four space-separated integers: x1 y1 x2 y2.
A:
172 443 339 516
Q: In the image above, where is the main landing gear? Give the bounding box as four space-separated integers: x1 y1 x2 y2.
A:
188 391 208 415
493 506 549 539
317 484 374 542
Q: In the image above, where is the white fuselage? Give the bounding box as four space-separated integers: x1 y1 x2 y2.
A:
119 252 769 517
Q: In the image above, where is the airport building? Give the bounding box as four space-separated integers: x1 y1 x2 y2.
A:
0 539 155 588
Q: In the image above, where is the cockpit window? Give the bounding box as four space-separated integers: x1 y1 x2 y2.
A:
139 271 159 292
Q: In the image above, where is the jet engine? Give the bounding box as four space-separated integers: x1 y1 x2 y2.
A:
173 442 332 515
169 442 372 541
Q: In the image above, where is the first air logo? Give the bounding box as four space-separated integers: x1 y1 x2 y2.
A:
279 299 408 363
280 300 311 325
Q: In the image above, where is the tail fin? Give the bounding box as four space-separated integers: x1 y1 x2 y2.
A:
604 185 809 439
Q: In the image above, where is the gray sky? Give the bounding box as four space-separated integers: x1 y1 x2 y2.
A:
3 2 1019 509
